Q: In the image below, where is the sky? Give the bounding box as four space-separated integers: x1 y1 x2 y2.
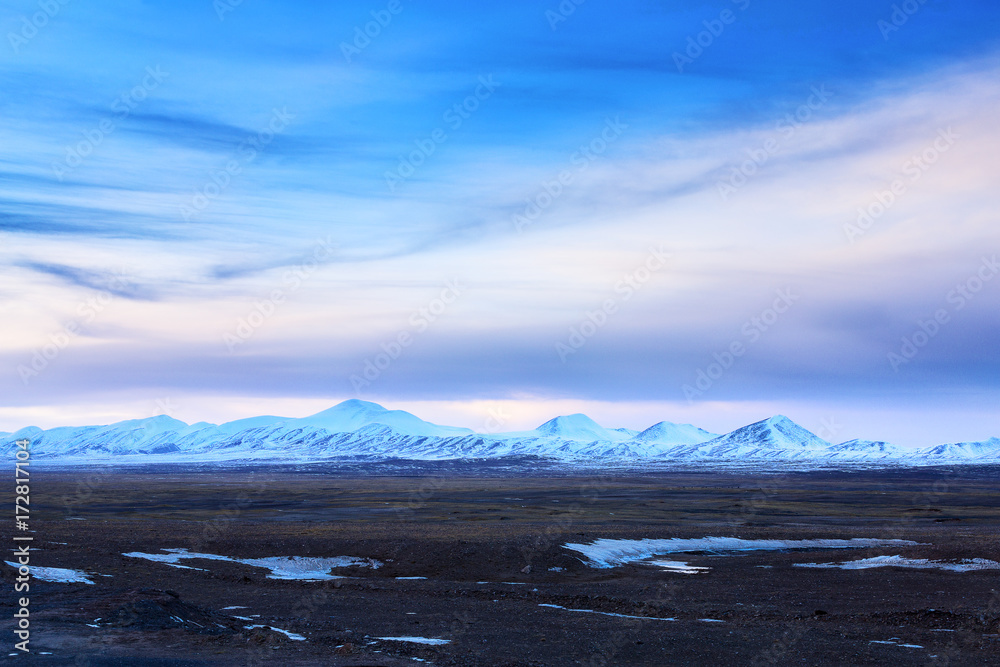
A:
1 0 998 446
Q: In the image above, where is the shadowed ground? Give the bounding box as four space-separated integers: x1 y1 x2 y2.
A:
3 464 999 665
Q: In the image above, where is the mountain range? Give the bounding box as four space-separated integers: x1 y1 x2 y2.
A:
2 399 998 466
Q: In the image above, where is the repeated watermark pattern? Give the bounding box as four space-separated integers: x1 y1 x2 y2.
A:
717 85 833 201
682 288 799 403
878 0 930 41
512 116 628 233
17 268 134 385
179 107 295 221
749 624 808 666
556 245 671 362
340 0 407 63
7 0 70 54
190 477 268 553
392 406 510 520
583 581 680 666
925 588 1000 664
223 236 337 352
213 0 245 21
52 66 169 181
518 476 613 571
385 74 500 192
844 127 958 243
545 0 588 30
350 280 463 393
60 397 178 517
671 0 752 73
888 255 998 371
726 415 845 526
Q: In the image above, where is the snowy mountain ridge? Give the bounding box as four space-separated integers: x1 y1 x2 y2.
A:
2 400 998 466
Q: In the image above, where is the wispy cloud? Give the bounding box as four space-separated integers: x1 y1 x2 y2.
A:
15 261 156 300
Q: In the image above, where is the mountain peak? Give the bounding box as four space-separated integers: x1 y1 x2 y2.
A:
115 414 189 434
309 399 388 418
535 414 627 442
634 421 718 445
297 400 471 438
703 415 830 450
538 413 601 430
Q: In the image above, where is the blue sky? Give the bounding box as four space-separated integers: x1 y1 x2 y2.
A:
1 0 998 445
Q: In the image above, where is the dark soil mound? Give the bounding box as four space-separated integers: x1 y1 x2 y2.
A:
103 588 240 635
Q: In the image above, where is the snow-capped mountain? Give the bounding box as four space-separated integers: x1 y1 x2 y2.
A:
918 437 1000 460
290 399 473 437
634 421 719 446
2 401 998 467
535 414 631 442
824 439 904 460
704 415 830 450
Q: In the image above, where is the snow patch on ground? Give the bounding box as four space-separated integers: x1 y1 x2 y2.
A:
795 555 1000 572
123 549 229 564
539 604 676 621
870 639 923 648
376 636 451 645
563 537 919 568
647 559 710 574
6 562 95 584
239 556 377 580
244 624 306 641
124 549 381 580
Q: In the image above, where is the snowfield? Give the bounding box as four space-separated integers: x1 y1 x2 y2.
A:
6 562 96 584
124 549 382 580
793 555 1000 572
562 537 921 568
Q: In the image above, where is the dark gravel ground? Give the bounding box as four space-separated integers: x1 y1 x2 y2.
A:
2 465 1000 665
